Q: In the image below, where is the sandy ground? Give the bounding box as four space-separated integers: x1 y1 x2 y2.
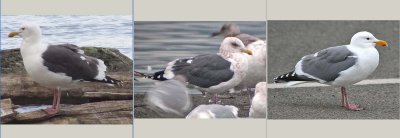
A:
267 21 400 119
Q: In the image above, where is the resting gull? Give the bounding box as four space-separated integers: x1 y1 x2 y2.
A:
211 23 266 92
8 23 122 115
152 37 252 103
249 82 266 118
274 31 387 111
186 104 239 119
146 78 192 117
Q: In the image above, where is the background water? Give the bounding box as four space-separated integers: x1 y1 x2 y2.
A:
1 15 132 58
134 21 266 93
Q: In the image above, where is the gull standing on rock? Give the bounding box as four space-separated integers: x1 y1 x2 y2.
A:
8 23 122 115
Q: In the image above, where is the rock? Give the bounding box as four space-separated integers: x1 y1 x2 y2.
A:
80 47 132 72
1 98 17 123
1 49 25 74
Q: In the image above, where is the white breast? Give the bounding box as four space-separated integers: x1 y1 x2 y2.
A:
21 43 74 88
332 45 379 86
237 40 267 89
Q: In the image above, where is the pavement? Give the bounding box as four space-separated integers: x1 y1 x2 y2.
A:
268 84 399 119
267 21 400 119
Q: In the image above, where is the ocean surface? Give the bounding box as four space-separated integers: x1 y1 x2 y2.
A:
134 22 266 93
1 15 132 58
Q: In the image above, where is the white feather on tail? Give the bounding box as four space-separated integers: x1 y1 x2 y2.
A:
286 81 307 86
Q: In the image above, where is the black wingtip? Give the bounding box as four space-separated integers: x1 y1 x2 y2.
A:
274 71 316 83
153 70 168 81
101 76 123 86
134 71 153 79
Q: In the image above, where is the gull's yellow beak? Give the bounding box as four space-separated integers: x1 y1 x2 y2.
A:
374 40 388 47
242 49 253 55
8 32 20 38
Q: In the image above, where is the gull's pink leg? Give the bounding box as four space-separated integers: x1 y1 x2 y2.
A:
213 93 218 104
43 88 61 115
340 87 363 111
55 88 61 111
341 87 346 107
52 88 57 108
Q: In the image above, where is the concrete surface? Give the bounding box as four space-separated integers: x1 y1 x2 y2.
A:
268 84 399 119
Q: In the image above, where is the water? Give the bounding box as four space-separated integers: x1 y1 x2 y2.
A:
1 15 132 58
134 22 266 93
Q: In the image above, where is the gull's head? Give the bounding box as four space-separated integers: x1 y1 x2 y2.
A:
350 31 388 48
220 37 252 55
8 23 42 40
211 23 240 37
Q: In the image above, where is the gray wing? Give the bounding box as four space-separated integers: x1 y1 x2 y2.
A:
300 45 357 82
42 44 101 81
171 54 234 88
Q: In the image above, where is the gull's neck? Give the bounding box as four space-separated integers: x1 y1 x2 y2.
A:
20 34 46 58
219 49 233 59
22 35 41 46
348 43 376 50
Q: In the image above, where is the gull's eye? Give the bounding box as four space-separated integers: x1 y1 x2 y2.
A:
21 27 25 30
366 37 370 40
231 42 239 47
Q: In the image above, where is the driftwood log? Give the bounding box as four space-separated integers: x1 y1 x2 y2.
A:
1 47 133 124
1 99 17 123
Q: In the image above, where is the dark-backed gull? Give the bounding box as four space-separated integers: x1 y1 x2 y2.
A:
152 37 252 103
8 23 122 115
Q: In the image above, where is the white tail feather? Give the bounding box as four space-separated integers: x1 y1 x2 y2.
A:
286 81 307 86
147 66 152 74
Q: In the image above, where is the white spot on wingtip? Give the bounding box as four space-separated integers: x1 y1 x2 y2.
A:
187 60 193 64
80 56 86 60
78 50 85 54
